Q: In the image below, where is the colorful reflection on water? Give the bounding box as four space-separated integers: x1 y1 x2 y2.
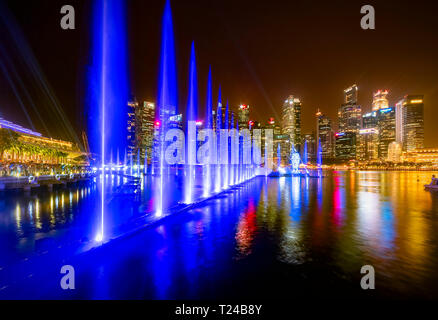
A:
1 171 438 299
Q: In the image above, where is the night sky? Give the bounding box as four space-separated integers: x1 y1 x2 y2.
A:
0 0 437 147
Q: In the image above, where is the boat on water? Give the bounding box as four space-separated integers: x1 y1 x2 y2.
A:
425 176 438 190
425 184 438 190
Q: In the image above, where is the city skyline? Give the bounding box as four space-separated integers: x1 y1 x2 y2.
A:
1 0 438 148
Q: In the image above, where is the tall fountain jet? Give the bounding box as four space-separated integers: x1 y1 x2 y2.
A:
88 0 130 242
215 87 222 193
185 42 198 204
156 0 178 215
317 138 323 176
203 67 213 197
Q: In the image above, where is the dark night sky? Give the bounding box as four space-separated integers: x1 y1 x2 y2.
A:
0 0 437 147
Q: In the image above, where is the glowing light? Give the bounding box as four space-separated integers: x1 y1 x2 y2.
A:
410 99 423 104
95 233 103 242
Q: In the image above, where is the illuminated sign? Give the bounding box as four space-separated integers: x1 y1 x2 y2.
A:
359 128 378 134
379 107 393 114
409 99 423 104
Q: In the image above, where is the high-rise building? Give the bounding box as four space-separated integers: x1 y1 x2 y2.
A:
316 111 334 160
127 100 156 161
402 95 424 152
138 102 156 160
237 104 250 129
337 86 361 161
377 107 396 160
282 96 301 152
362 111 378 129
387 142 402 162
357 128 379 161
127 100 138 157
339 85 362 132
338 104 362 132
335 132 357 161
344 84 358 104
372 90 389 111
395 99 404 144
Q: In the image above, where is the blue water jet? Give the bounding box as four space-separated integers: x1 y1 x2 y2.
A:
203 66 213 197
184 42 198 204
87 0 130 242
156 0 178 215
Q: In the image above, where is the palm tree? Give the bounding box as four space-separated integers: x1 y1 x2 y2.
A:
0 128 19 161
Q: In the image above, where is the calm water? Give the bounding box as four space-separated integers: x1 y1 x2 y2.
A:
1 171 438 299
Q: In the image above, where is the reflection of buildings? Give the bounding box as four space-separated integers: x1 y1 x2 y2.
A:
282 96 301 152
316 111 334 161
0 118 81 164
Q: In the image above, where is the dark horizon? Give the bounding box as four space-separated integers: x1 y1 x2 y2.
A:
0 0 437 147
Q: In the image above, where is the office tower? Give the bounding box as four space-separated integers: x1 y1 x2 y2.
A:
282 96 301 151
137 102 156 160
266 117 281 135
357 128 379 161
316 111 334 160
238 104 250 129
337 86 361 161
372 90 389 111
344 84 358 104
402 95 424 152
127 99 138 157
387 142 402 162
335 132 357 160
395 99 404 144
362 111 378 129
338 104 362 132
339 85 362 132
377 107 396 160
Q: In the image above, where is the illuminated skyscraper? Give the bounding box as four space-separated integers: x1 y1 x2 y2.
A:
127 99 138 157
282 96 301 151
362 111 378 129
335 132 357 160
395 99 404 144
339 85 362 132
139 102 156 160
357 128 379 161
402 95 424 151
316 111 334 160
372 90 389 111
337 86 361 161
344 84 358 104
238 104 250 129
377 107 396 160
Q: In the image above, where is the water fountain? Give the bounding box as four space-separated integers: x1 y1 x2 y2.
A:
156 0 178 216
215 88 222 193
203 67 213 198
88 0 130 242
184 42 198 204
317 138 323 176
